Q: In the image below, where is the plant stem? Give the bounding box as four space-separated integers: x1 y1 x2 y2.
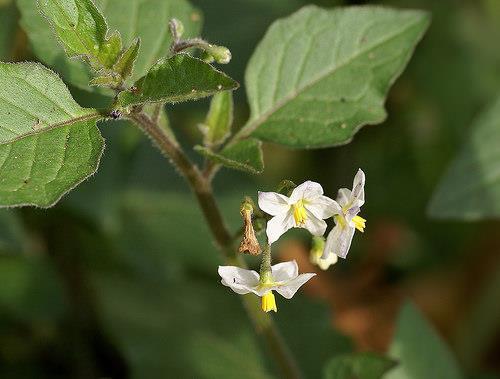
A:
128 110 302 379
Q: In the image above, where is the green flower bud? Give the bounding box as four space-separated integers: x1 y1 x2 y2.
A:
207 45 232 64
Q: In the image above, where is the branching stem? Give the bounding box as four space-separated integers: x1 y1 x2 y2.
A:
127 109 302 379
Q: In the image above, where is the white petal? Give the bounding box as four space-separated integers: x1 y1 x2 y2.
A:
303 210 327 236
218 266 259 294
272 260 298 282
305 195 341 219
258 191 290 216
351 169 365 207
345 206 360 224
275 273 316 299
323 224 355 259
266 210 294 244
289 181 323 203
337 188 352 208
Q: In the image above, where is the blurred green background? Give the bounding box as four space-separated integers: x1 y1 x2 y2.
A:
1 0 500 378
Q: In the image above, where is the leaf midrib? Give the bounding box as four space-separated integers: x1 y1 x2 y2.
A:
0 112 100 145
240 15 425 140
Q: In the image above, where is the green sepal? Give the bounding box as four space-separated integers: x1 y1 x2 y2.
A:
194 138 264 174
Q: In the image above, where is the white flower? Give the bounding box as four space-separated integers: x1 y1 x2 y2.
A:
258 181 340 244
323 169 366 259
218 260 316 312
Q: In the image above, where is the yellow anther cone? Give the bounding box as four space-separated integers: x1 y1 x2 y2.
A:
261 291 277 312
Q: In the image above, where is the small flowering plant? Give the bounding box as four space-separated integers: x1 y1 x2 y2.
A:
218 170 366 312
0 0 427 375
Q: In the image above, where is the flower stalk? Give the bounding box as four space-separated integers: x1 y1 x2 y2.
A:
127 108 302 379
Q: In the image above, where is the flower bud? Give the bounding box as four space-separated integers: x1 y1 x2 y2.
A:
310 236 337 270
169 18 184 40
207 45 232 64
238 200 261 255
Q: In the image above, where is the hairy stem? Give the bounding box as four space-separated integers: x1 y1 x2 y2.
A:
128 110 302 379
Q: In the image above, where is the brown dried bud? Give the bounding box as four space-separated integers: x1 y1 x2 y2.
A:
238 202 261 255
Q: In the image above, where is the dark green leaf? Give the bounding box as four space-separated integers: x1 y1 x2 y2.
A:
0 2 18 61
428 95 500 220
385 302 463 379
195 138 263 174
244 5 430 148
0 62 104 208
323 352 396 379
276 297 352 379
117 54 239 107
200 91 233 147
0 255 66 322
0 211 26 253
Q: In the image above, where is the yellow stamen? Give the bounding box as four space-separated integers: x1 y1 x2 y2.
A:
293 199 307 226
261 291 277 312
352 215 366 232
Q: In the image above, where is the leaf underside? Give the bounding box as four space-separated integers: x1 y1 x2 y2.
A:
245 5 430 148
323 352 397 379
0 62 104 208
428 95 500 220
385 302 463 379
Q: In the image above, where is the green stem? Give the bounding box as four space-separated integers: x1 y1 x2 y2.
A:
260 244 272 281
128 110 302 379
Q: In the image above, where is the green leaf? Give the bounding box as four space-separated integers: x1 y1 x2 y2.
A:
96 0 202 80
38 0 122 69
17 0 202 90
0 211 26 254
89 73 121 87
117 54 239 107
0 2 18 61
17 0 94 91
200 91 234 147
91 272 270 377
244 5 430 148
113 37 141 79
0 62 104 208
428 95 500 220
189 332 273 379
195 138 263 174
0 255 66 322
385 302 464 379
276 297 352 379
323 352 396 379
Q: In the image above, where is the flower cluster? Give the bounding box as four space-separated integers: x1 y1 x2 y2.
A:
219 169 366 312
